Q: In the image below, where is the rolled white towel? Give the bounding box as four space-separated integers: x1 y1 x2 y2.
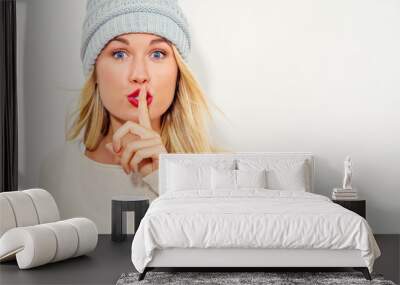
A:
64 217 98 257
0 188 60 237
41 221 79 262
23 188 60 223
0 225 57 268
0 218 98 269
0 191 39 227
0 196 17 237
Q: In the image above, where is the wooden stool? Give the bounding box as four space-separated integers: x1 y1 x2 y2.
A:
111 196 149 242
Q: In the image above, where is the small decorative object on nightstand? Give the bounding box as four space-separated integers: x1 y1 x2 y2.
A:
332 199 366 219
111 196 149 242
342 155 353 190
332 155 359 200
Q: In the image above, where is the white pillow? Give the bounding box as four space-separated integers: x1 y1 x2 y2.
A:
267 164 306 191
167 162 212 191
211 168 268 190
211 168 236 190
238 159 308 191
236 169 267 188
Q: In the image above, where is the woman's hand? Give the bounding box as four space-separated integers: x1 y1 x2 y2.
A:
105 86 167 176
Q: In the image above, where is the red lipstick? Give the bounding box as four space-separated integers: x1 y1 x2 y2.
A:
127 89 153 107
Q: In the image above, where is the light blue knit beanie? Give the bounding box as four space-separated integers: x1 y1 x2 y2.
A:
80 0 191 78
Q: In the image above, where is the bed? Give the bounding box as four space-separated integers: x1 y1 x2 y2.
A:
131 153 381 281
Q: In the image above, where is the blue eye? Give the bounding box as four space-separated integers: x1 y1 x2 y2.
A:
113 50 127 60
151 50 166 59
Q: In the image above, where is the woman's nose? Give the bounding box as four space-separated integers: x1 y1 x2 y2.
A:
128 60 150 84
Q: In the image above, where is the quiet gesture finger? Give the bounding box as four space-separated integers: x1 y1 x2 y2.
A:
138 85 152 130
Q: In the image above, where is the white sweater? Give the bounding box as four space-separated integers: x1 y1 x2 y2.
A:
39 141 159 234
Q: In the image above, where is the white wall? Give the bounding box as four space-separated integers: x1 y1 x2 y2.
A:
17 0 400 233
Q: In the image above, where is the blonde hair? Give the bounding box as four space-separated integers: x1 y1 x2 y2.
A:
67 44 225 153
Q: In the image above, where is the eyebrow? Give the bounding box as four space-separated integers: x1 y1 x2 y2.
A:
110 36 171 46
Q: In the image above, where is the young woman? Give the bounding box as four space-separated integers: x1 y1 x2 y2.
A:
39 0 223 233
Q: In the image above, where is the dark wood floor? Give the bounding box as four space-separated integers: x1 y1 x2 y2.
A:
374 234 400 284
0 234 398 285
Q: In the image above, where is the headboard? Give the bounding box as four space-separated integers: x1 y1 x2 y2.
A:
159 152 314 195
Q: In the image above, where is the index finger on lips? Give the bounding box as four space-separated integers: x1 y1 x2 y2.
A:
113 121 156 152
138 85 152 130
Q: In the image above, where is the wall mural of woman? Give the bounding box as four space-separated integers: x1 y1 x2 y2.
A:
39 0 224 234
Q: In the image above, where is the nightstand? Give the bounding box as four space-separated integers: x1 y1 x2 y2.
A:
111 196 149 242
332 199 366 219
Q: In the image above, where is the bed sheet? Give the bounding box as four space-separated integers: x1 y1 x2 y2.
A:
131 189 380 273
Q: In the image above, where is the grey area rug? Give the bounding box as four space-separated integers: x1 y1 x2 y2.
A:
116 271 396 285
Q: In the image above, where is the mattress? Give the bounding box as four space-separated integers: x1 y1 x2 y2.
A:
131 189 381 273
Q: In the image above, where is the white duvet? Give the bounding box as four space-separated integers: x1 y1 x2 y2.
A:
131 189 380 273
